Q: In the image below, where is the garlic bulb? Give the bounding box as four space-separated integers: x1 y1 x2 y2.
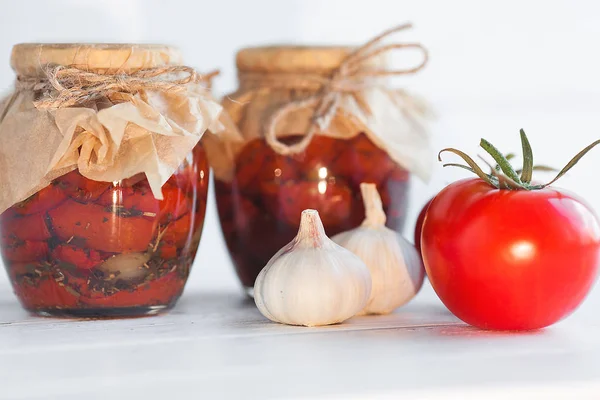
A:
254 209 372 327
332 183 424 315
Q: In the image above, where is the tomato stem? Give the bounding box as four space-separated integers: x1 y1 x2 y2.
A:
439 129 600 190
538 139 600 188
438 148 497 187
480 139 523 184
519 129 534 184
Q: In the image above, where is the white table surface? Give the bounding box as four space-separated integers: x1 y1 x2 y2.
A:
0 249 599 400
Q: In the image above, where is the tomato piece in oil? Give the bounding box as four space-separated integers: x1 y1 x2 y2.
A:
158 185 191 223
97 183 158 213
0 212 51 241
162 213 193 247
334 133 398 187
55 170 111 202
1 237 49 262
48 200 156 253
11 184 67 216
52 244 106 270
81 271 183 308
263 179 355 228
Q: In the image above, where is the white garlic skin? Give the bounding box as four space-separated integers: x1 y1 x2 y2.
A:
333 228 424 315
332 183 425 315
254 210 372 327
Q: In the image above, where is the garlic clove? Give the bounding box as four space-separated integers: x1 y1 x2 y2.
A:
333 183 424 315
96 252 151 281
254 209 372 327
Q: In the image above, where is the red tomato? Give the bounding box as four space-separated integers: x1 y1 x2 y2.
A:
422 178 600 330
414 198 433 255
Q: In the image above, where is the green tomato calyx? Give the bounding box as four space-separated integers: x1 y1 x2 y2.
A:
438 129 600 190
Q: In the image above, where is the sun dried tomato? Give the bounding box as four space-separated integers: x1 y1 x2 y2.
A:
10 184 67 216
48 200 156 253
121 173 147 187
8 262 80 309
55 170 111 202
158 243 178 259
14 277 80 309
1 238 49 262
97 184 160 218
158 185 191 223
1 143 210 316
257 150 302 184
0 212 51 241
52 244 106 270
234 139 271 193
296 135 340 174
162 213 193 247
216 135 410 290
263 179 355 228
333 133 398 187
81 271 185 308
244 214 294 279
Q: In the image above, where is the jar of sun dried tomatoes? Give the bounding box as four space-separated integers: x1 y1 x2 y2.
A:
204 25 432 295
0 43 224 317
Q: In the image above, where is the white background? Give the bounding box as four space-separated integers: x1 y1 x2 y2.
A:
0 0 599 299
1 1 600 398
1 0 600 291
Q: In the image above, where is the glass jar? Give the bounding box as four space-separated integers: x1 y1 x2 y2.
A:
215 135 409 290
1 145 209 316
0 44 220 317
210 46 429 294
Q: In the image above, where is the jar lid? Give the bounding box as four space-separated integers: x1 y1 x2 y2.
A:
236 46 356 74
11 43 183 77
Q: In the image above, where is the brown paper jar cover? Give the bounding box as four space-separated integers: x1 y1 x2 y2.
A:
0 43 224 317
205 43 432 293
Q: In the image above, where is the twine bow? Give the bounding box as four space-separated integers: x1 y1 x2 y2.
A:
260 23 428 155
17 65 219 109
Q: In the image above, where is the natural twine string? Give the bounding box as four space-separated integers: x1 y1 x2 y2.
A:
16 65 219 109
239 23 428 155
